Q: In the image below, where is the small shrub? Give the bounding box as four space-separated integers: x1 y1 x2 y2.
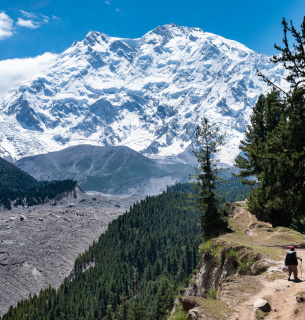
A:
212 247 222 263
239 258 248 271
177 286 186 294
198 240 212 255
206 287 218 300
255 309 269 319
296 291 305 303
227 249 237 259
170 303 187 320
255 310 264 320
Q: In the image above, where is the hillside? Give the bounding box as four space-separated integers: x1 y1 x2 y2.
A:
177 202 305 320
0 157 38 190
0 24 286 165
0 183 202 320
0 156 77 209
2 180 296 320
16 144 193 194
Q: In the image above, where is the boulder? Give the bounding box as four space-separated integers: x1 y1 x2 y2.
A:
187 307 206 320
181 296 201 312
254 298 271 312
20 215 26 221
296 293 305 303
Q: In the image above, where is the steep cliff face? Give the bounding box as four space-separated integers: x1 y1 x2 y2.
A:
175 202 305 320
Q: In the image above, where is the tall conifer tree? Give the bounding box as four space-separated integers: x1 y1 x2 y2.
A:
192 118 228 238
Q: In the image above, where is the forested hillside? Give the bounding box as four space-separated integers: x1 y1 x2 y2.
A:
0 178 251 319
1 183 201 320
0 157 77 209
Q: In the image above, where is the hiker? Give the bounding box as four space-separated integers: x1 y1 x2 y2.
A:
285 246 302 281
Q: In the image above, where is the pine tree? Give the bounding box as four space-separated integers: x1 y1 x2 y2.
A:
192 118 228 239
153 277 174 320
235 16 305 227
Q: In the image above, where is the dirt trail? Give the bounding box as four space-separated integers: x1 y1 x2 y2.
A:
236 254 305 319
180 202 305 320
234 209 305 320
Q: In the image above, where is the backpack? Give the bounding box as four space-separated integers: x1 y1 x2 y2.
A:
285 250 298 266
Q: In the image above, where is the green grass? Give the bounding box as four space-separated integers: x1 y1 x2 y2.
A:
170 303 188 320
207 288 218 300
239 258 248 271
198 240 212 255
198 299 234 319
227 249 238 258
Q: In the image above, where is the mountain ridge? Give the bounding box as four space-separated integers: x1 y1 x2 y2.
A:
16 144 193 194
0 24 287 165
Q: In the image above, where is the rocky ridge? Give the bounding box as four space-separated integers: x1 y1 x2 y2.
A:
16 144 193 194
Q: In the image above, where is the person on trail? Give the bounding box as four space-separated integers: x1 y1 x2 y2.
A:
285 246 302 281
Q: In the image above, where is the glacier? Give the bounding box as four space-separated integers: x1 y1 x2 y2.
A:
0 23 287 165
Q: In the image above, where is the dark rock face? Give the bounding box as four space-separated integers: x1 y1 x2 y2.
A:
186 308 207 320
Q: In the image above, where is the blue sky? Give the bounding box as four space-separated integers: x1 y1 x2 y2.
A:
0 0 305 60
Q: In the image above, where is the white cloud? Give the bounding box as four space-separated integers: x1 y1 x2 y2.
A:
41 14 50 22
105 1 110 4
0 53 57 102
19 10 36 19
17 18 40 29
17 11 51 29
116 8 120 12
0 12 14 40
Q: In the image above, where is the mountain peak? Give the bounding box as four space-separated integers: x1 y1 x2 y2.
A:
83 30 110 46
150 23 203 38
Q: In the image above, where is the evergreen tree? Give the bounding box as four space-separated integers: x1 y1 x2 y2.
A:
235 16 305 227
153 277 174 320
192 118 228 239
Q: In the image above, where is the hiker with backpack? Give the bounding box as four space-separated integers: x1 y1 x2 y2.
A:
285 246 302 281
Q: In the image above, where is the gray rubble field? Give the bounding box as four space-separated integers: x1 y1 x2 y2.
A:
0 188 143 316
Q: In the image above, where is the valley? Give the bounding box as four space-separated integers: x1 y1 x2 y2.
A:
0 11 302 319
0 188 143 316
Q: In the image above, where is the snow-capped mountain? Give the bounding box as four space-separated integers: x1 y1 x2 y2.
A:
0 24 286 165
